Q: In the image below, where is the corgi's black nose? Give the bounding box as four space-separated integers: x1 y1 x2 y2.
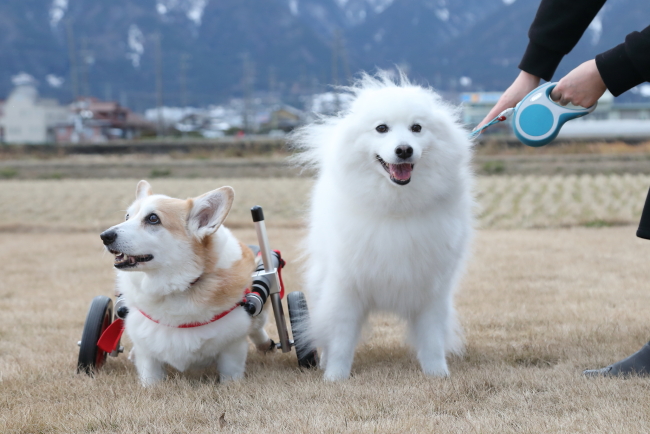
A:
100 230 117 245
395 145 413 160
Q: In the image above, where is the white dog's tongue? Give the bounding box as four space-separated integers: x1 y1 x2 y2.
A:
389 163 413 181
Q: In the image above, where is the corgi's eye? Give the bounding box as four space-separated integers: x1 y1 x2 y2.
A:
411 124 422 133
376 124 389 133
146 213 160 225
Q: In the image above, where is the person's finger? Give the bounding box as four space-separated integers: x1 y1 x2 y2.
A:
550 87 562 102
473 70 540 131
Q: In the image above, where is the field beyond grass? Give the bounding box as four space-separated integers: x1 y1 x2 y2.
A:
1 177 650 433
1 175 649 231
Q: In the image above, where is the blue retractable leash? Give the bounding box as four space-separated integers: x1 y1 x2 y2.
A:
469 82 597 147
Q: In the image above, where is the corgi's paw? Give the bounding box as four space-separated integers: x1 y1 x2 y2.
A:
256 339 276 353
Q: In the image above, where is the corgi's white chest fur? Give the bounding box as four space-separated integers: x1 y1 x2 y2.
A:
125 308 251 372
117 227 252 373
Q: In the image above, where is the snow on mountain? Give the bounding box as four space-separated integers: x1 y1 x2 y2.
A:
49 0 68 28
126 25 145 68
156 0 208 25
0 0 647 109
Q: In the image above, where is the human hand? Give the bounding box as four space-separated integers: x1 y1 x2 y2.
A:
550 59 606 107
475 70 540 130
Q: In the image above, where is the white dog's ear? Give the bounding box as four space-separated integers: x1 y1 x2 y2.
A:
188 186 234 239
136 180 152 200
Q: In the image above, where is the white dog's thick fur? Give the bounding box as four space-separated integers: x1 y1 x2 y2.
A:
102 181 271 386
291 71 473 381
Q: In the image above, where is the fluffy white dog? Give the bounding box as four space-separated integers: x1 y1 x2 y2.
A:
291 71 474 381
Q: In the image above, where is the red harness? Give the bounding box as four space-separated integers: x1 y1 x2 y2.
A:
97 288 249 354
137 290 249 328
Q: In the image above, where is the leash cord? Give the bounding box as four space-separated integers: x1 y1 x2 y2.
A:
468 107 515 140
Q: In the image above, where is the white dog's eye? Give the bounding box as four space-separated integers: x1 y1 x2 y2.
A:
376 124 389 133
411 124 422 133
146 213 161 225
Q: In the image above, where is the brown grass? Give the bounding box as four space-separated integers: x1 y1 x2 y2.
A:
1 178 650 433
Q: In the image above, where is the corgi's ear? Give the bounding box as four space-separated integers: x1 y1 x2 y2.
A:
136 180 152 200
188 186 234 239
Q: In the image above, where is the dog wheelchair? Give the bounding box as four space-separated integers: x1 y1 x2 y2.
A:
77 206 318 375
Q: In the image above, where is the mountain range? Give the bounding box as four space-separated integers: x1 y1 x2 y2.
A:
0 0 647 111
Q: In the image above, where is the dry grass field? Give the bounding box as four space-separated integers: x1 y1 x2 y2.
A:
2 176 650 433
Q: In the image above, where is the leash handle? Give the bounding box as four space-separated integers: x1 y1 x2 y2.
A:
513 82 596 147
470 82 597 146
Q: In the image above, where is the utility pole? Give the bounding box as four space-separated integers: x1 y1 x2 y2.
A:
154 33 164 137
104 83 112 102
268 66 276 103
332 29 340 113
119 90 128 108
80 37 91 97
331 29 351 113
332 29 339 87
66 19 79 100
241 53 254 134
339 31 351 83
179 53 189 107
179 53 189 137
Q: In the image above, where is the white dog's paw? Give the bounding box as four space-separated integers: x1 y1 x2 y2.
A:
128 348 136 362
139 374 164 387
323 365 351 382
219 371 244 383
318 350 327 370
420 359 450 378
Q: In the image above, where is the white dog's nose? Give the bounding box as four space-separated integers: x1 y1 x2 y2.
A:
395 145 413 160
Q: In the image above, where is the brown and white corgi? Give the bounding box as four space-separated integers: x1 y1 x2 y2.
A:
100 180 271 386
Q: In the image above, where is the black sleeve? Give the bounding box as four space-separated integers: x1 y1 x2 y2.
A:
596 25 650 96
518 0 606 81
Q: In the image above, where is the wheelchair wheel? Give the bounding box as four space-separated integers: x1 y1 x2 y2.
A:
287 291 318 368
77 296 113 375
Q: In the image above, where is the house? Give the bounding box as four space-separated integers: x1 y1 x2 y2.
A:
263 105 304 132
0 83 69 144
54 98 154 143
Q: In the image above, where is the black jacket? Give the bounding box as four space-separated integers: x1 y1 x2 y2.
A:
518 0 650 96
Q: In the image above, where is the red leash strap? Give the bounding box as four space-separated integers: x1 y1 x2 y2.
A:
273 250 286 299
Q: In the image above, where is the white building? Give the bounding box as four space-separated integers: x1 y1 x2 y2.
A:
0 83 69 144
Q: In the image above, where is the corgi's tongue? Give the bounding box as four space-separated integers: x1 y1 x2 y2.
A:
389 163 413 181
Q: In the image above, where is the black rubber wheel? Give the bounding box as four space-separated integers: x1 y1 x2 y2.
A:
287 291 318 368
77 295 113 375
